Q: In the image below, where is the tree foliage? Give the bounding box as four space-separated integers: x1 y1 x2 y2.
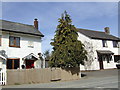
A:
43 50 51 61
49 11 87 68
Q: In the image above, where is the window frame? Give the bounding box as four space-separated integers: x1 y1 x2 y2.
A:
102 40 108 47
9 36 20 48
7 58 20 69
113 41 118 48
114 55 120 62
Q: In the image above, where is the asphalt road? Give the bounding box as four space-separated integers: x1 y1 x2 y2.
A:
2 69 119 89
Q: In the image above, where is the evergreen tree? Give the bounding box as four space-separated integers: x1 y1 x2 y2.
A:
49 11 87 68
43 50 50 61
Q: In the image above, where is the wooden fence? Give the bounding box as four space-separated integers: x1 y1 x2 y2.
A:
7 67 80 85
0 69 7 85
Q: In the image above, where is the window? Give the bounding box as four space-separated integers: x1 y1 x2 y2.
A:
114 55 120 62
0 35 1 46
102 54 112 63
9 36 20 47
113 41 118 47
102 40 107 47
7 58 20 69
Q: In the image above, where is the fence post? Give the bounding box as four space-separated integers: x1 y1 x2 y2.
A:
0 68 7 85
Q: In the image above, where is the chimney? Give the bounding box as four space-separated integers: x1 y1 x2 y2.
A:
104 27 110 34
34 18 38 29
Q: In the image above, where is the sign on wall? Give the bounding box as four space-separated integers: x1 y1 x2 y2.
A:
28 41 34 48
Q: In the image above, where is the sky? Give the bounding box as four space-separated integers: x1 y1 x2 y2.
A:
1 2 118 53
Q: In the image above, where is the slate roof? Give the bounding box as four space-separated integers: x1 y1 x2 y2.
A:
96 50 114 54
78 28 120 41
0 55 6 60
0 20 44 37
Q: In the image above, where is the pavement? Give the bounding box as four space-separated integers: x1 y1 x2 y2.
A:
2 69 119 89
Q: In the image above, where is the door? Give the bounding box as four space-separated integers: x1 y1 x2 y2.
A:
99 60 104 69
25 60 35 69
7 58 20 69
98 55 104 70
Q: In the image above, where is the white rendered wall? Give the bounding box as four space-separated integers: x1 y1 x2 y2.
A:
92 39 118 69
78 32 119 70
78 32 98 70
0 31 42 69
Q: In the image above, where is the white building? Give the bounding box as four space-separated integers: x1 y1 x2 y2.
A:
0 19 44 69
78 27 120 70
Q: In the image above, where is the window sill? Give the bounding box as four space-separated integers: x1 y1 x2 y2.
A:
113 47 119 48
9 45 20 48
103 46 108 48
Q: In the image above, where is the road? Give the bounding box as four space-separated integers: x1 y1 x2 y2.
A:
2 69 119 88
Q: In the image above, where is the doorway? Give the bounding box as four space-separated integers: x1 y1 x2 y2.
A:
25 60 35 69
99 59 104 69
98 55 104 70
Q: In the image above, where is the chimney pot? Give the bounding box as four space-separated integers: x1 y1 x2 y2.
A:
34 18 38 29
104 27 110 34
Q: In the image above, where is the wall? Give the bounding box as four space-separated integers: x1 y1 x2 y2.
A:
92 39 118 69
60 67 80 81
78 32 97 70
1 31 43 69
7 68 81 85
78 32 119 70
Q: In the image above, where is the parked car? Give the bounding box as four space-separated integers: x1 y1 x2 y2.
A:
116 60 120 69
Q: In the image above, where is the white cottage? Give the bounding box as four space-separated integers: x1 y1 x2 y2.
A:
0 19 44 69
78 27 120 70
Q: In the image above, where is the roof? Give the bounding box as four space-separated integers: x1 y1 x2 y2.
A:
96 50 114 55
0 55 6 60
22 53 38 60
78 28 120 41
0 20 44 37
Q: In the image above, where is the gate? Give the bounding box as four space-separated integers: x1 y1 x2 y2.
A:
0 69 6 85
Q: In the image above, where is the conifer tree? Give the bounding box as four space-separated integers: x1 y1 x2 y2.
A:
49 11 87 68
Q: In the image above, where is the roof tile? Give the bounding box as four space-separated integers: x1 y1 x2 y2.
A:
0 20 44 37
78 28 120 41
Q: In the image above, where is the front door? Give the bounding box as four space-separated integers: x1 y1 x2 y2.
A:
25 60 35 69
7 58 20 69
98 55 104 70
99 60 104 69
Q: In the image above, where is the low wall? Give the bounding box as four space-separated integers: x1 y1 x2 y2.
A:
60 67 80 81
7 67 81 85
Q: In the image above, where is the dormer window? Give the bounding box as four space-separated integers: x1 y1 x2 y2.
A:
113 41 118 48
9 36 20 48
102 40 107 47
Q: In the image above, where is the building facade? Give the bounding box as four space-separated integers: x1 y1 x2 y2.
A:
78 27 120 70
0 19 44 69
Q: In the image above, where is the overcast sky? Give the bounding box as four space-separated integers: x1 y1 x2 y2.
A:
1 2 118 53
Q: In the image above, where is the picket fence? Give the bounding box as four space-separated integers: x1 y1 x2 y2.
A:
0 69 6 85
